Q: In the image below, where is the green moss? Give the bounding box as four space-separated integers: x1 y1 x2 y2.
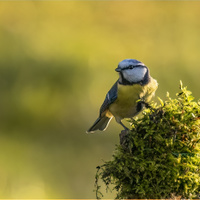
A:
95 82 200 199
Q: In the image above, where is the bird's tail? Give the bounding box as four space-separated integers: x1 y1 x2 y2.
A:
86 116 112 133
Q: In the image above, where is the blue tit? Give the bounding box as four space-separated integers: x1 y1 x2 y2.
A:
87 59 158 133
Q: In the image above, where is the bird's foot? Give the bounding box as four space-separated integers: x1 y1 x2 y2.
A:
119 129 129 146
139 100 150 109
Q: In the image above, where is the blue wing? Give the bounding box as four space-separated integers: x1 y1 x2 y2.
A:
99 80 118 115
87 80 118 133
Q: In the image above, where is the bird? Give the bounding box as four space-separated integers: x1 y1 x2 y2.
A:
86 59 158 133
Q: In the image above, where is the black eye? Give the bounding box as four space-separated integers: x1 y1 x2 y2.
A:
129 65 134 69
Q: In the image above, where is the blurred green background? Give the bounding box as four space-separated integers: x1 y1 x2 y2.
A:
0 1 199 198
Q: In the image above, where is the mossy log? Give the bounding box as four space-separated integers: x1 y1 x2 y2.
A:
95 82 200 199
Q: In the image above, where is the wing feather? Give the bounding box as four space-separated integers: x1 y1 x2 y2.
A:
99 81 118 115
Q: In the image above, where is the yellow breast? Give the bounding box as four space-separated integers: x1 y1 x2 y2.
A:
107 78 158 121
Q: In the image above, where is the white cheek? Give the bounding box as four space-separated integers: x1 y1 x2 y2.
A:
123 68 147 82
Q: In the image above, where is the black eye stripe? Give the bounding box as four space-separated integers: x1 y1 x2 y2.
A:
122 65 142 70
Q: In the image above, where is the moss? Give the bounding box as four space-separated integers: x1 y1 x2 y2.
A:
95 82 200 199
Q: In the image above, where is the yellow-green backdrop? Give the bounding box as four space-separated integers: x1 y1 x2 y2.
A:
0 1 199 198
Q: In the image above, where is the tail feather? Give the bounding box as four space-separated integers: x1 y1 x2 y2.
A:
87 116 112 133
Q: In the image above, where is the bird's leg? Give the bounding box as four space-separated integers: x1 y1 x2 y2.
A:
144 102 150 108
119 121 129 131
119 121 129 146
138 99 148 108
141 101 155 112
139 99 151 109
131 117 136 121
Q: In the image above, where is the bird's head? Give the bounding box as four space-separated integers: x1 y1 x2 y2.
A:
115 59 150 85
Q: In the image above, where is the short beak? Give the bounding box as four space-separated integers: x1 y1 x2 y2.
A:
115 68 121 72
